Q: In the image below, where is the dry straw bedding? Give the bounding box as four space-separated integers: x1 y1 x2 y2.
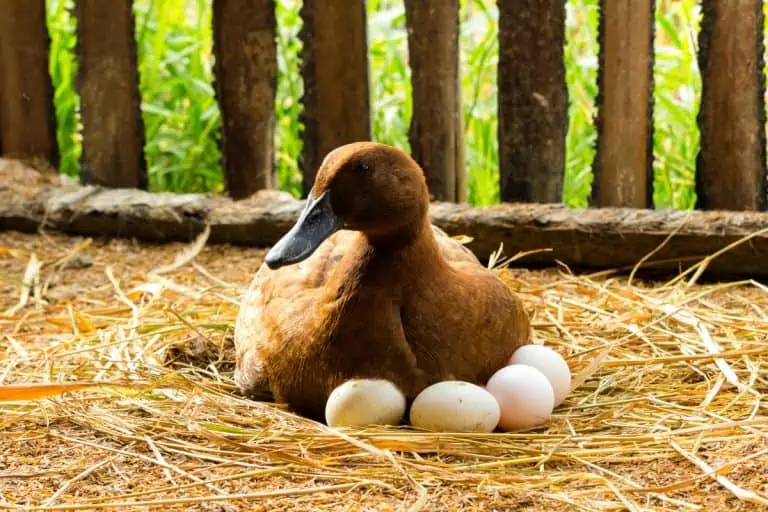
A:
0 228 767 511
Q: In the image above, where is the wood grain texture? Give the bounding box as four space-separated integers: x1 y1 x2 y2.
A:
0 0 58 166
299 0 370 197
76 0 146 189
213 0 277 199
497 0 567 204
4 159 768 278
404 0 465 202
593 0 654 208
696 0 766 211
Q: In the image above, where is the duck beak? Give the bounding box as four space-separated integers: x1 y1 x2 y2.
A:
265 191 341 269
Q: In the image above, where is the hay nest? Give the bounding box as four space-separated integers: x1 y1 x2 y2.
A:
0 229 766 511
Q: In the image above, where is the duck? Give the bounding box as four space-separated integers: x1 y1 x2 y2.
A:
233 142 531 420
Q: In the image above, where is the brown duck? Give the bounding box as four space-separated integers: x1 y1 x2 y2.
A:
234 142 530 419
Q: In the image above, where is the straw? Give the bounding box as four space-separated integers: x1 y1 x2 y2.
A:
1 229 766 510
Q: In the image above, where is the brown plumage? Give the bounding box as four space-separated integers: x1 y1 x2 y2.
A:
234 142 530 420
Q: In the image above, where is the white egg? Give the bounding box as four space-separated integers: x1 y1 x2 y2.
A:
409 381 500 433
486 364 555 431
325 379 406 428
509 344 572 406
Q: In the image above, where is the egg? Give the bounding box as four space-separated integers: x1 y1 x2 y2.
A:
325 379 406 428
509 344 572 406
486 365 554 431
409 381 500 433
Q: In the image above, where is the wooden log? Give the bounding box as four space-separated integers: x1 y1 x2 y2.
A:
299 0 370 197
3 159 768 278
497 0 567 203
0 0 58 167
404 0 464 202
593 0 655 208
212 0 277 199
696 0 766 211
76 0 146 189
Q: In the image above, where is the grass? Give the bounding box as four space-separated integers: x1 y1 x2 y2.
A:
45 0 705 207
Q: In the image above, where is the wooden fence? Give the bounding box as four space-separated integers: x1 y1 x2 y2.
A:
0 0 765 211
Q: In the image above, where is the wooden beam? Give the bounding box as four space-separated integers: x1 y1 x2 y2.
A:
76 0 146 189
696 0 766 211
0 0 58 167
497 0 567 203
593 0 655 208
404 0 464 202
212 0 277 199
299 0 370 197
4 159 768 279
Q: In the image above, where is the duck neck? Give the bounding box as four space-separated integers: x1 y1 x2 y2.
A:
363 216 439 262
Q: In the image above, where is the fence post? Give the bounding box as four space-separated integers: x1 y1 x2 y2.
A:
593 0 655 208
213 0 277 199
497 0 567 204
404 0 465 202
696 0 766 211
299 0 370 197
0 0 58 167
76 0 146 189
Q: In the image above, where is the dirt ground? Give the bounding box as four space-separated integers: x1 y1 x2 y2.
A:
1 229 767 511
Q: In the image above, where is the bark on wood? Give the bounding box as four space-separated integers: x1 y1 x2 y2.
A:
213 0 277 199
497 0 567 203
404 0 465 202
593 0 654 208
299 0 370 197
4 161 768 278
696 0 766 211
0 0 58 167
76 0 146 189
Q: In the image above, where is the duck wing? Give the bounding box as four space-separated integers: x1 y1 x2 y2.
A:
430 224 481 265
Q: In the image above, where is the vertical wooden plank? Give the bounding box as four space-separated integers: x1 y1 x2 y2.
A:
76 0 146 189
0 0 58 166
213 0 277 199
1 11 5 157
299 0 370 196
593 0 655 208
0 37 2 155
404 0 464 202
696 1 766 211
497 0 567 204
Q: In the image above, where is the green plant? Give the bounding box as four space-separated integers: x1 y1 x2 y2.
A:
274 0 303 197
563 0 599 208
460 0 499 206
133 0 222 193
46 0 81 178
44 0 711 208
652 0 701 210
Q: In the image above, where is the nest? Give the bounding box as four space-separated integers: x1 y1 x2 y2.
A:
0 228 767 511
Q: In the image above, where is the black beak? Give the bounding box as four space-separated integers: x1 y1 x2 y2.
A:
265 191 341 270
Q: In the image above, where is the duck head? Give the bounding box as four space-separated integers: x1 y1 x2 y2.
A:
265 142 428 270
